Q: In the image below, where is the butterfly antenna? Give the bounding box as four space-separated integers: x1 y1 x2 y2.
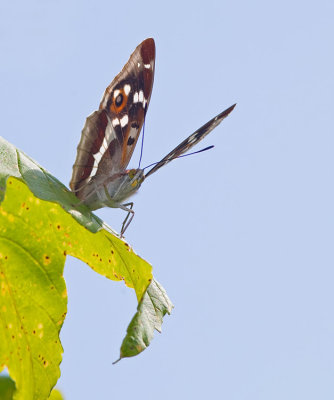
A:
143 145 214 171
177 145 214 159
138 116 146 169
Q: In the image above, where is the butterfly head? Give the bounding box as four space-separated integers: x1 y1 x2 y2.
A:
108 168 145 204
127 168 145 190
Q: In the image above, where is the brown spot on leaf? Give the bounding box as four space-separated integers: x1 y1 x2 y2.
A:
43 255 51 265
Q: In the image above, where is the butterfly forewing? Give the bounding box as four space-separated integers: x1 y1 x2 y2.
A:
99 38 155 168
70 38 155 200
145 103 236 178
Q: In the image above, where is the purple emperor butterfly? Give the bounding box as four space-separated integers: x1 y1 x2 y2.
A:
70 38 235 235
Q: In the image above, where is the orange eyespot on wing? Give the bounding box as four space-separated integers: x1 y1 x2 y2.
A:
109 85 131 114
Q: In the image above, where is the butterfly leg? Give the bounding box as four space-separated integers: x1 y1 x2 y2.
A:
119 202 134 237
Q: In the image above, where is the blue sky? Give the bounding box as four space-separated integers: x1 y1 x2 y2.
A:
1 0 334 399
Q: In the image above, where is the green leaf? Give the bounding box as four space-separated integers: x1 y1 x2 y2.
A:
0 376 63 400
0 376 16 400
48 388 64 400
115 279 173 362
0 137 173 399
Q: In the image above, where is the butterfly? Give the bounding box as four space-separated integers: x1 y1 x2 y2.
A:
70 38 235 236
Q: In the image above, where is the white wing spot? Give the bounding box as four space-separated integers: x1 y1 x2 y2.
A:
112 118 120 127
102 137 108 149
120 114 129 128
138 90 144 103
187 135 197 145
89 120 115 179
113 89 120 98
92 151 102 170
124 84 131 95
137 62 141 68
133 92 139 103
144 63 151 69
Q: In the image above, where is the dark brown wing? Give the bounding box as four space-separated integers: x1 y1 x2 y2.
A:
145 103 236 178
70 38 155 197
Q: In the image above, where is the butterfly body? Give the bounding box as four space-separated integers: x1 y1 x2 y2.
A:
70 38 235 235
80 168 145 211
